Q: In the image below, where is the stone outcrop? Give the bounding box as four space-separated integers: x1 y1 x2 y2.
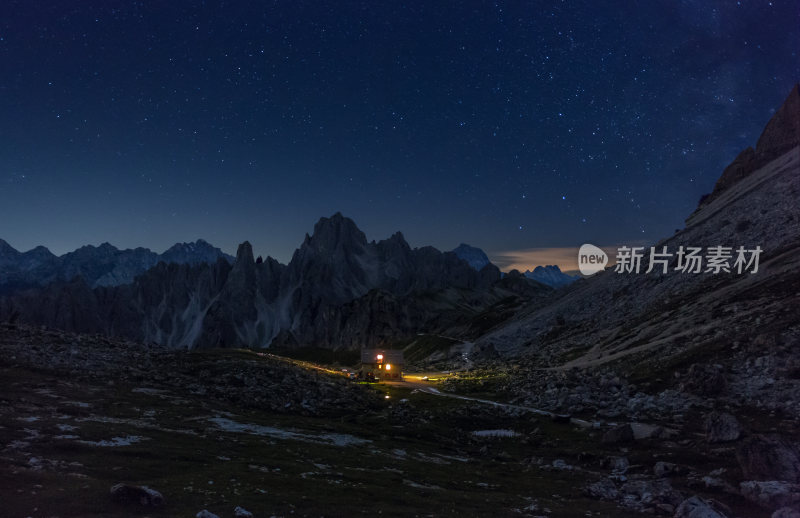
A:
703 83 800 205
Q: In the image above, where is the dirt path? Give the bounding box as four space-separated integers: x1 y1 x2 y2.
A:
261 352 593 427
386 377 593 427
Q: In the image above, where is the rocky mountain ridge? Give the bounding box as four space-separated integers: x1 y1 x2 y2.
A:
474 83 800 367
0 213 551 351
700 83 799 207
0 238 234 293
451 243 492 271
523 264 579 288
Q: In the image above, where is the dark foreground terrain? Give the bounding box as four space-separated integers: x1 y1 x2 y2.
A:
2 324 796 518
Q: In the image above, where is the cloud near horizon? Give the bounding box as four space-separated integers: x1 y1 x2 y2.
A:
490 245 621 273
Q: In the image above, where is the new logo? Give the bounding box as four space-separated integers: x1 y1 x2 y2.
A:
578 244 608 276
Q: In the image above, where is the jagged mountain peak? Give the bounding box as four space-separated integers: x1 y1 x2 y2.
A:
234 241 255 265
161 238 234 265
703 83 800 205
0 239 20 256
534 264 561 273
388 230 408 243
755 82 800 160
452 243 491 271
23 246 56 260
1 212 537 350
307 213 368 251
378 231 411 251
73 242 118 253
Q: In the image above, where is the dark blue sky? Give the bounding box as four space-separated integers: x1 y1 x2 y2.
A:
1 1 798 267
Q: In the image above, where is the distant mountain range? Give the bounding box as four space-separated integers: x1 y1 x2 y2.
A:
523 265 579 288
452 243 578 288
0 230 576 300
0 239 234 294
0 213 552 349
5 86 795 356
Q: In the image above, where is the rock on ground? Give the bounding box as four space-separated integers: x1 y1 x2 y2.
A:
736 435 800 483
704 412 742 443
601 423 635 444
772 507 800 518
739 480 800 510
654 461 677 478
674 496 728 518
109 483 164 507
585 478 619 500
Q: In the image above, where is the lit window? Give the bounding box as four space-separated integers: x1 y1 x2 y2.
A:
376 354 383 361
385 364 392 371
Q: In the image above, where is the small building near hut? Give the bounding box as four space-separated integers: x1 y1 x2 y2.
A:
360 349 404 380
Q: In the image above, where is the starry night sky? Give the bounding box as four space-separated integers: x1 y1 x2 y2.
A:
1 1 798 268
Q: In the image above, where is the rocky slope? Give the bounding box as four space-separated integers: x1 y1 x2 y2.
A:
452 84 800 517
472 84 800 373
700 83 799 206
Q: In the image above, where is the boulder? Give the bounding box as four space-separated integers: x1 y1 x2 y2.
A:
110 483 164 507
701 476 737 494
196 511 221 518
680 364 726 396
736 435 800 483
585 478 619 500
654 461 677 478
600 455 629 473
740 480 800 510
234 507 254 517
704 412 742 443
772 507 800 518
620 478 682 509
602 424 635 444
674 496 728 518
631 422 667 440
551 459 573 470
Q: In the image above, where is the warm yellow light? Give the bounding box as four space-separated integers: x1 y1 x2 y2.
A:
376 354 383 360
385 364 392 371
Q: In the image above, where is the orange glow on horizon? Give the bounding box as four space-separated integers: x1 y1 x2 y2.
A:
490 245 623 274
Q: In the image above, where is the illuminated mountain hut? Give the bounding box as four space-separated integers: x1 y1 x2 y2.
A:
360 349 404 380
